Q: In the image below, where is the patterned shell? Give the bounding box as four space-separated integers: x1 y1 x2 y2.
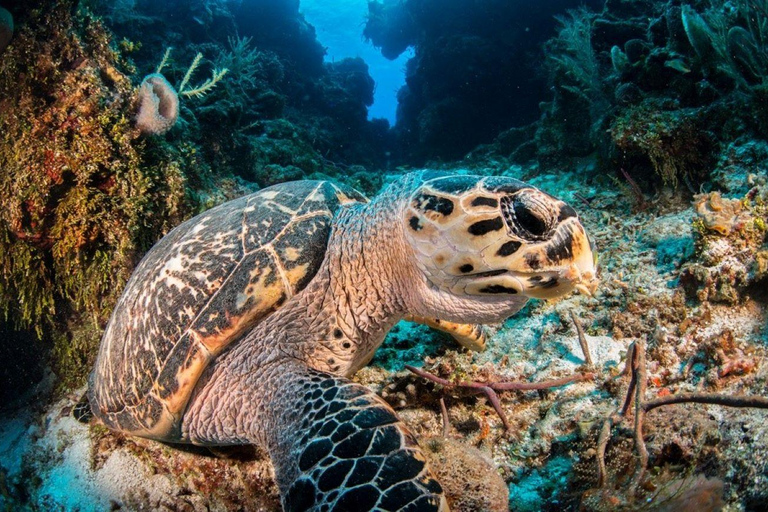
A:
90 180 365 439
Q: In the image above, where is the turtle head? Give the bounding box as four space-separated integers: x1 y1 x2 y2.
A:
402 174 598 323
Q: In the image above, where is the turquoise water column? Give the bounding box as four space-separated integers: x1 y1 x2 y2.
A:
300 0 412 124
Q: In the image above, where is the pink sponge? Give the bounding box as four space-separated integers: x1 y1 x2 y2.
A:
0 7 13 53
135 73 179 135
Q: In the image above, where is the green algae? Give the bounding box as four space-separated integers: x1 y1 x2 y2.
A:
0 3 196 387
610 104 712 188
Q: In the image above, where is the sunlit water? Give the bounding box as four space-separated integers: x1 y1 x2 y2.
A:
300 0 411 124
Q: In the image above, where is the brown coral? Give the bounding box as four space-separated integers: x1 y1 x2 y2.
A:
0 3 199 387
610 105 712 188
681 189 767 304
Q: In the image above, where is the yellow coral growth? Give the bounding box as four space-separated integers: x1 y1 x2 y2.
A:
694 191 752 236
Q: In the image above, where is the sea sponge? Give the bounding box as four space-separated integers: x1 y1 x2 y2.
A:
681 5 715 63
0 7 12 53
135 73 179 135
694 191 751 236
420 437 509 512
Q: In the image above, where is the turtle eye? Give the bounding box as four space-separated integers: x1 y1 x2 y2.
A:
502 192 555 241
513 199 549 237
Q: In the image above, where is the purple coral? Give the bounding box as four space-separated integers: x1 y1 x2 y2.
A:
0 7 13 53
135 73 179 135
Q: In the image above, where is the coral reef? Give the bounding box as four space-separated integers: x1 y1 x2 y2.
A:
135 49 228 135
0 1 196 388
89 0 390 180
0 0 392 398
468 0 768 200
609 103 714 188
1 0 767 510
0 394 281 510
364 0 603 163
536 7 606 163
681 188 767 304
694 191 752 236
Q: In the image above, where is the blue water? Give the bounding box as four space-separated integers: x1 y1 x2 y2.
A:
300 0 411 124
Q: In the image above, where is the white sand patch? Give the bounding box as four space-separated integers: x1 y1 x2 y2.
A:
1 398 190 511
1 393 280 511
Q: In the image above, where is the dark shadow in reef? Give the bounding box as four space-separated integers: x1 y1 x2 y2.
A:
0 322 49 409
364 0 603 163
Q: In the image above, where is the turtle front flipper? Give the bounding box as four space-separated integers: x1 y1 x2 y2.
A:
187 361 448 511
72 392 93 424
406 314 489 352
274 364 447 512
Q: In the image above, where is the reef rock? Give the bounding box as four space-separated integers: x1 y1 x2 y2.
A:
694 192 752 236
365 0 603 163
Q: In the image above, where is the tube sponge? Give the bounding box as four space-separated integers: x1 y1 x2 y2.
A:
0 7 13 53
135 73 179 135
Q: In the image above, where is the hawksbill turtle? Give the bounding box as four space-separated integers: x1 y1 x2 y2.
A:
87 171 598 511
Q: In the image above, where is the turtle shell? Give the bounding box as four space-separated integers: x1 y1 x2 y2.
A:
90 180 365 440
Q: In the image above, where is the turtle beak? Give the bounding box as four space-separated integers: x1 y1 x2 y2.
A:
516 220 599 300
572 234 600 297
564 230 599 297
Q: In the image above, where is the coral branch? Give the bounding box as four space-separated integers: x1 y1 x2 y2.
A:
573 192 593 208
570 310 593 366
619 167 647 208
487 373 595 391
178 52 202 94
405 364 594 431
181 68 229 99
594 340 768 497
642 393 768 412
156 47 172 74
439 397 450 438
630 339 648 489
596 412 619 488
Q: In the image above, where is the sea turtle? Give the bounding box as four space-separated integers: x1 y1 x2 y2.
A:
87 171 598 511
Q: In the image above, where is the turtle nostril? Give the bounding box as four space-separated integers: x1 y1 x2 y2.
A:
513 199 549 237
